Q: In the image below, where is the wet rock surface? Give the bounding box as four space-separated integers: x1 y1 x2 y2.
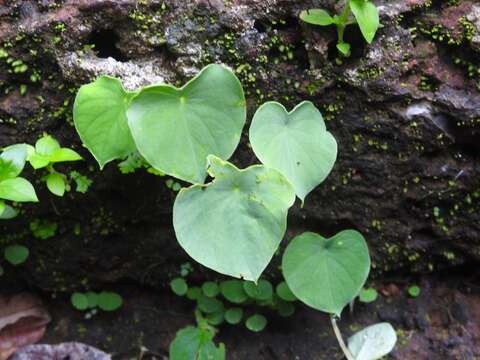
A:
0 0 479 358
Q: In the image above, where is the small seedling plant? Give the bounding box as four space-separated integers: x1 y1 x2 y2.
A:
0 135 86 278
300 0 380 57
73 63 396 359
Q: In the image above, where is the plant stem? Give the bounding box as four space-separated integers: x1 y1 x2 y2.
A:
330 315 356 360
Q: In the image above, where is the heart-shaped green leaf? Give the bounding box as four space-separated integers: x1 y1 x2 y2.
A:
173 155 295 281
0 177 38 202
300 9 334 26
348 322 397 360
249 101 337 202
170 326 225 360
127 64 246 184
73 76 137 168
282 230 370 316
337 42 351 56
349 0 380 44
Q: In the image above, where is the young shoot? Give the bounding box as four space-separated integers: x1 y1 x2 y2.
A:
300 0 380 57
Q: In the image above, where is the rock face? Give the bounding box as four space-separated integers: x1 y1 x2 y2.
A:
0 0 479 293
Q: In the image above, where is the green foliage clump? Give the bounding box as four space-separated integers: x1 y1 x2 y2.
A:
300 0 380 56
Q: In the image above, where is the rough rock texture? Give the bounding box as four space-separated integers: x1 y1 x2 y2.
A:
0 0 479 357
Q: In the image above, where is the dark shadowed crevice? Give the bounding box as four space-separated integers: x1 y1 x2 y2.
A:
87 29 128 62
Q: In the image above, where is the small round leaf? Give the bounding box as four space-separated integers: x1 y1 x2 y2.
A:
4 245 29 265
71 293 89 311
98 292 123 311
408 285 421 298
220 280 248 304
245 314 267 332
243 280 273 301
224 308 243 324
276 281 297 302
170 278 188 296
359 288 378 303
197 296 224 314
202 282 220 298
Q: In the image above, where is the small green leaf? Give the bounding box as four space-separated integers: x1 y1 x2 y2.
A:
206 309 225 326
0 177 38 202
46 173 66 197
0 144 28 180
220 280 248 304
300 9 334 26
169 326 225 360
202 282 220 298
245 314 267 332
408 285 421 298
71 292 89 311
35 134 60 156
50 148 83 163
348 322 397 360
359 288 378 303
249 101 337 202
276 281 297 302
277 300 295 317
173 156 295 282
127 64 246 184
197 296 223 314
337 42 351 56
349 0 380 44
282 230 370 316
73 76 137 168
171 277 189 296
28 153 50 169
97 291 123 311
186 287 202 300
224 308 243 324
0 204 19 220
4 245 29 265
243 280 273 301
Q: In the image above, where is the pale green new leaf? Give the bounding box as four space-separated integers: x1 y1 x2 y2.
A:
46 173 66 197
0 203 19 219
282 230 370 316
127 64 246 184
35 134 60 156
300 9 334 26
0 177 38 202
249 101 337 202
173 155 295 281
0 144 28 180
50 148 83 163
337 42 351 56
348 322 397 360
349 0 380 44
73 76 137 168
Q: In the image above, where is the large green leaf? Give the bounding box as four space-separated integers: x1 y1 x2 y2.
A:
249 101 337 202
348 322 397 360
349 0 380 44
173 155 295 281
169 326 225 360
0 144 28 180
282 230 370 316
300 9 334 26
73 76 137 168
0 177 38 202
127 64 246 184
